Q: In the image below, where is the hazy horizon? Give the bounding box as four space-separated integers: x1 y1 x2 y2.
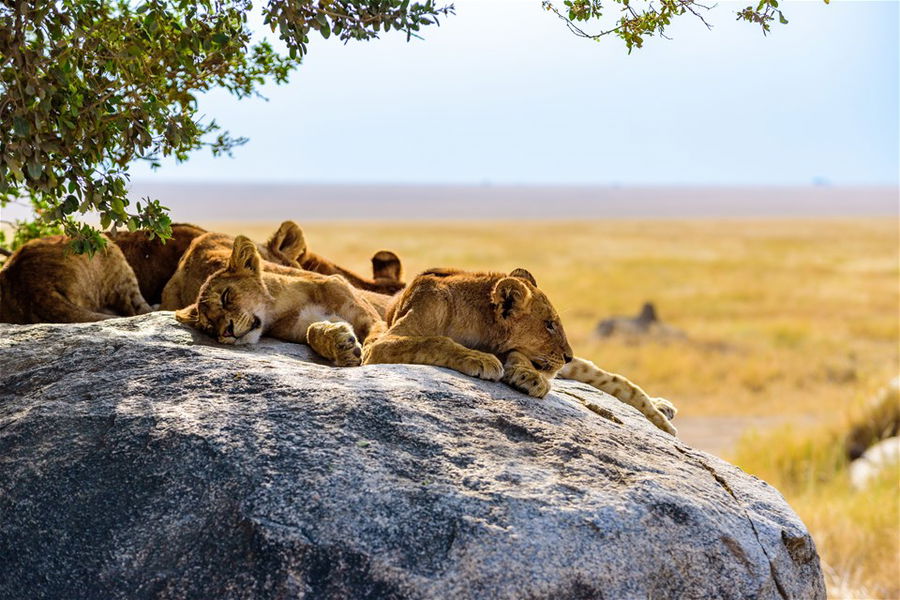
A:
105 183 900 222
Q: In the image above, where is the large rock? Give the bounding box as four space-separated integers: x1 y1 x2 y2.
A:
0 312 824 599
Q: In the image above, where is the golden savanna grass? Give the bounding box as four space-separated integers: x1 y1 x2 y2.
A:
213 217 898 597
218 218 898 417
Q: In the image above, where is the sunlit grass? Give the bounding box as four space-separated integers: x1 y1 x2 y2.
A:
209 217 899 596
217 218 898 420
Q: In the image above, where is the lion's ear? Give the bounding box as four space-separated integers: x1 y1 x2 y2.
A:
372 250 402 282
175 304 199 326
268 220 307 263
228 235 262 275
509 268 537 287
491 277 532 319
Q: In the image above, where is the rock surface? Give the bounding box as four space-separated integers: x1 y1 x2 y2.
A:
0 312 824 600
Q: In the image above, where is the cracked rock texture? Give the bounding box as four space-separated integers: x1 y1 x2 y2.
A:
0 312 824 599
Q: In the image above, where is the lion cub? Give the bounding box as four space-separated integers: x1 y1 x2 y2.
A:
162 221 403 310
175 236 384 367
0 235 151 324
363 268 677 435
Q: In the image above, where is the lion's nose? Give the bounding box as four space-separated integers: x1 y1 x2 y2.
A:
224 320 235 337
564 354 573 364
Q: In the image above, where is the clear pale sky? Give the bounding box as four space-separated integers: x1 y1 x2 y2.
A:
129 0 900 186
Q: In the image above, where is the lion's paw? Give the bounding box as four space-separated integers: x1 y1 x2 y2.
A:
456 352 504 381
331 326 363 367
652 397 678 421
309 321 362 367
504 366 551 398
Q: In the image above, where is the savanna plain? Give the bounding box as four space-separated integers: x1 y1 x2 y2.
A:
209 217 899 598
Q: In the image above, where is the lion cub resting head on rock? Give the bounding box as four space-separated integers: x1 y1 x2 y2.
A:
162 221 403 311
175 252 676 434
175 236 384 367
0 235 151 324
363 267 677 435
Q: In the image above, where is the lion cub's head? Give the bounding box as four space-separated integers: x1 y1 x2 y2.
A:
175 236 272 345
491 268 574 376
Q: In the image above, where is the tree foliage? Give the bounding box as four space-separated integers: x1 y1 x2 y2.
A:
1 0 811 254
0 0 452 254
542 0 824 51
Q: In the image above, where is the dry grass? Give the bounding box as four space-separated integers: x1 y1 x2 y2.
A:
215 218 899 419
209 217 899 596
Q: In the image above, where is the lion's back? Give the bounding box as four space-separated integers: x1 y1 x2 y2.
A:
111 223 207 304
0 235 149 324
386 269 503 329
0 236 93 323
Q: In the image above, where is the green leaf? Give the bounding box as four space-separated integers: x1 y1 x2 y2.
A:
143 13 158 33
62 195 79 214
13 117 30 137
26 161 42 179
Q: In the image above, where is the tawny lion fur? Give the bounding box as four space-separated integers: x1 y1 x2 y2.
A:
109 223 208 305
0 235 151 324
112 221 402 307
176 255 677 434
161 221 403 310
175 236 385 367
364 267 677 434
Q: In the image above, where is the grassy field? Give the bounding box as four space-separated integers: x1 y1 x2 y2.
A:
210 217 899 598
216 218 898 418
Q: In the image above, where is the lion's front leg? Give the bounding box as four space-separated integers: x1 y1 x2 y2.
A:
322 275 388 348
557 357 677 436
363 334 504 382
502 350 551 398
306 321 363 367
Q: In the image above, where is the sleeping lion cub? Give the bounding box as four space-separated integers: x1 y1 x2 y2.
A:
0 235 151 324
177 247 676 434
175 236 384 367
364 267 677 435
